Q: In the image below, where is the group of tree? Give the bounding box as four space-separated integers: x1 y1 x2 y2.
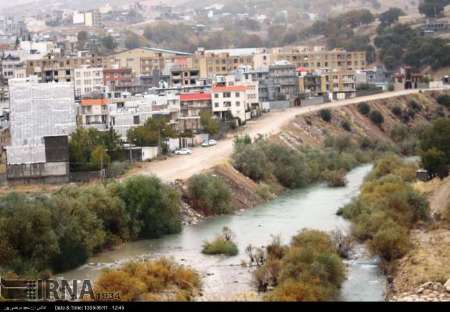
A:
0 176 182 276
375 23 450 70
338 155 429 261
231 134 391 190
69 128 123 172
126 117 177 153
419 118 450 178
419 0 450 18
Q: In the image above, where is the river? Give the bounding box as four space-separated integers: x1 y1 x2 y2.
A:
63 164 386 301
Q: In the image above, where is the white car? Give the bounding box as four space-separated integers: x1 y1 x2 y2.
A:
201 139 218 147
174 148 192 155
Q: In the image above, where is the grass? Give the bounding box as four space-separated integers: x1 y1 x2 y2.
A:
202 237 239 256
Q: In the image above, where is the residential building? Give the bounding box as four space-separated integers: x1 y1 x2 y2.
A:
25 54 104 83
105 48 192 77
78 98 109 131
193 48 255 78
1 54 26 81
299 69 357 100
74 66 105 98
104 67 133 90
212 85 248 124
179 92 212 132
170 66 201 87
6 77 76 183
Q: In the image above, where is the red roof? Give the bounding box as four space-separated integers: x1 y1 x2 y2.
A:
180 92 211 102
80 98 110 106
212 85 247 92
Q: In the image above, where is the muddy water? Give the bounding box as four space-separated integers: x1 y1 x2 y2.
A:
63 164 386 301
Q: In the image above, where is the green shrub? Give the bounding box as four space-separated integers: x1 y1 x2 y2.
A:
437 95 450 108
108 161 131 178
322 170 348 187
369 221 410 261
202 227 238 256
341 120 352 132
391 106 402 117
187 174 232 215
369 110 384 126
409 100 422 112
319 109 332 122
390 124 410 143
358 102 371 116
256 230 346 301
232 143 270 181
119 176 182 239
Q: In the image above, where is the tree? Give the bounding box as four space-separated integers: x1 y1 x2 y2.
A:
319 109 332 122
369 110 384 126
379 8 405 26
101 35 117 51
421 148 449 178
187 174 232 215
437 95 450 108
77 31 88 49
200 111 220 136
125 32 143 49
358 102 371 115
419 0 450 18
127 117 177 149
90 146 111 170
118 176 182 239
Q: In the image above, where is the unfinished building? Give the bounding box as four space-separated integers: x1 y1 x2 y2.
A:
6 77 76 184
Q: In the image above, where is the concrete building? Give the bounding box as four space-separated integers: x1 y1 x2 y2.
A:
104 67 133 90
170 66 201 87
193 48 255 78
26 54 104 83
6 77 76 183
179 92 212 132
212 85 248 124
299 69 357 101
106 48 192 77
1 54 26 81
74 66 105 98
78 98 109 131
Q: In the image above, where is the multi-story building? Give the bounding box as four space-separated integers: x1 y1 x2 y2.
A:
212 85 248 124
179 92 212 132
299 69 357 100
6 76 76 183
1 54 26 81
104 67 133 90
170 66 201 87
25 54 104 83
270 46 366 71
193 48 256 78
74 66 105 98
105 48 192 77
78 98 109 131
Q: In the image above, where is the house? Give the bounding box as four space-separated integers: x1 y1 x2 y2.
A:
103 67 133 90
78 98 109 131
212 85 248 125
179 92 212 132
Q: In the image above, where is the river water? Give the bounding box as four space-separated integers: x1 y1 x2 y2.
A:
63 164 386 301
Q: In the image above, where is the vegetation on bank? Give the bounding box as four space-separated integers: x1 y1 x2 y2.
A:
187 174 232 215
202 227 239 256
0 176 182 276
248 230 346 301
338 155 429 261
93 258 201 301
232 134 395 190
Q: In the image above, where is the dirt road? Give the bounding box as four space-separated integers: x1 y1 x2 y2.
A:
126 88 447 182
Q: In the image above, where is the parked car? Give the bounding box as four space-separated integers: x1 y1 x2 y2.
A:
174 148 192 155
201 139 217 147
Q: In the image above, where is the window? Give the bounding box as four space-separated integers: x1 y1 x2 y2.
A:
235 92 240 97
236 101 240 107
223 92 231 98
214 94 219 98
224 102 232 107
133 115 140 125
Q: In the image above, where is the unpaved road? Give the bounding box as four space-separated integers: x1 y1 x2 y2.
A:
127 88 448 182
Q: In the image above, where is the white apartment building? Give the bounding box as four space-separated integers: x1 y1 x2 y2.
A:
109 93 180 140
74 66 105 98
212 85 248 124
78 98 110 131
